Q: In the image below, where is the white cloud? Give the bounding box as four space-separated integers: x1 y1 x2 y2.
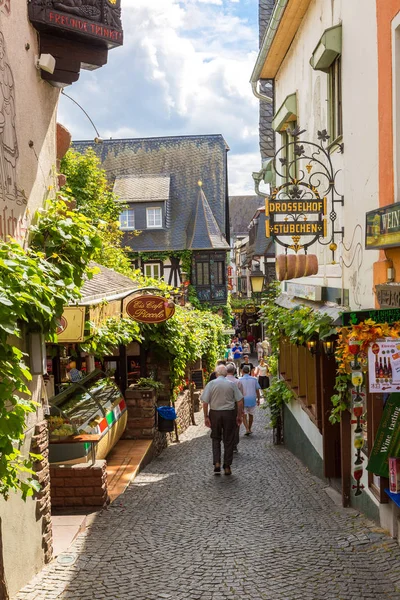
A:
228 152 262 196
58 0 261 195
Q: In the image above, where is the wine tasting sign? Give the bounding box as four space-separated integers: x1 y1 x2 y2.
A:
124 295 175 324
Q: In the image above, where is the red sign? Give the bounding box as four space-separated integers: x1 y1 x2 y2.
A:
125 295 175 324
47 10 123 45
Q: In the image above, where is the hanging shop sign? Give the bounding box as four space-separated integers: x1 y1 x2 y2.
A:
265 185 327 252
366 393 400 478
342 308 400 327
366 203 400 250
56 307 86 343
368 339 400 393
124 295 175 324
89 300 121 329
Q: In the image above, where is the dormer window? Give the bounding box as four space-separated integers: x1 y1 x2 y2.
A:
120 208 135 230
146 207 163 229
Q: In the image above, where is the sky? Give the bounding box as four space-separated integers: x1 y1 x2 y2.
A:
58 0 261 196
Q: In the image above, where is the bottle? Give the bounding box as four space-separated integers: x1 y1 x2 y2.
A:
379 358 384 379
375 355 380 380
388 357 392 381
383 357 388 379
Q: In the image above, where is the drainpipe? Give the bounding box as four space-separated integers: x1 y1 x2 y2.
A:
250 0 289 103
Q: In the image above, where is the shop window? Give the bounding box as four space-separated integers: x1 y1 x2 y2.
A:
146 207 163 229
144 262 162 279
196 262 210 286
329 56 343 140
119 208 135 230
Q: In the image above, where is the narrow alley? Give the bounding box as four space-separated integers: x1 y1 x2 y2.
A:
16 409 400 600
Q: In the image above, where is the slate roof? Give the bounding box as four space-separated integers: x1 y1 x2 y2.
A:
229 195 262 238
187 187 230 250
77 263 139 305
113 174 170 202
254 212 274 256
73 134 230 252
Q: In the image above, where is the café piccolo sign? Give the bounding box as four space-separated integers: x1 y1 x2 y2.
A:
124 295 175 324
265 182 327 252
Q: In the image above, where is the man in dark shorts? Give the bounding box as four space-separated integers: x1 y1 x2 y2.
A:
202 365 244 475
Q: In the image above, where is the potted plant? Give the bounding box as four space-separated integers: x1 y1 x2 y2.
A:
135 378 164 394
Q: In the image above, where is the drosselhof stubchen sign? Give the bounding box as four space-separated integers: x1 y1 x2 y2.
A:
125 295 175 324
265 184 327 248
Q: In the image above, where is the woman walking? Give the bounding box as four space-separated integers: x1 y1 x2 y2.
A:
255 358 269 391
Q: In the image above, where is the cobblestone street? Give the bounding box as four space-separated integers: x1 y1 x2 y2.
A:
16 408 400 600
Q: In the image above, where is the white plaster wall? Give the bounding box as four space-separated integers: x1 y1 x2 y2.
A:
0 3 60 595
272 0 381 517
273 0 379 310
0 2 59 245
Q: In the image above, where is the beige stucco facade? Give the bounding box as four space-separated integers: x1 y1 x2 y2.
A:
0 2 60 596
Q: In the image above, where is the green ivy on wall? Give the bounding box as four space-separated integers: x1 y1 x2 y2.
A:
0 198 101 500
140 307 225 400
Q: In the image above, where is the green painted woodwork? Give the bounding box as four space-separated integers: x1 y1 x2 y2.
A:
272 93 297 132
283 404 325 480
310 25 342 72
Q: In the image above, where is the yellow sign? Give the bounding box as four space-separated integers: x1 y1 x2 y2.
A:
89 300 121 328
56 307 86 343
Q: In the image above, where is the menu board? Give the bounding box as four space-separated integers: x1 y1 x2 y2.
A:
368 339 400 393
367 394 400 477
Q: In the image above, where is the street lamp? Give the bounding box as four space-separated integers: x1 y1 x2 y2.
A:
249 265 265 301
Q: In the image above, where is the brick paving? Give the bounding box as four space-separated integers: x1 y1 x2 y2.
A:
15 408 400 600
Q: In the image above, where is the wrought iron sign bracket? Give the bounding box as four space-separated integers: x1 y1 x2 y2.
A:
253 127 344 261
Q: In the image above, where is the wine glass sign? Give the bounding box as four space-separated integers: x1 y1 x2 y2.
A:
253 128 344 259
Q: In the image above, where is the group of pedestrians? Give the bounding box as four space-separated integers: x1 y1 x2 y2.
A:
201 336 270 476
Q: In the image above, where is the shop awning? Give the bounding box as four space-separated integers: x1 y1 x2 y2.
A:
274 292 347 325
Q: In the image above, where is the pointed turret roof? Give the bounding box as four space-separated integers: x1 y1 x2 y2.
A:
187 184 230 250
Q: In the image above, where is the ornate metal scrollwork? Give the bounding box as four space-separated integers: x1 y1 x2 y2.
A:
253 127 344 261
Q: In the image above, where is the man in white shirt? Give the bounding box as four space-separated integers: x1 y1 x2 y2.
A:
202 365 244 475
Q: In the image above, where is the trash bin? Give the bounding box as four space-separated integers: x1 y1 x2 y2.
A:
157 406 177 433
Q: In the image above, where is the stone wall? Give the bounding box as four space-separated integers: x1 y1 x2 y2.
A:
50 461 108 509
124 387 156 439
32 421 52 564
174 390 193 435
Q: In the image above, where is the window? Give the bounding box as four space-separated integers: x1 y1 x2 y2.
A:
196 262 210 286
146 207 162 228
215 261 225 286
119 208 135 230
329 56 343 140
144 263 161 279
280 120 297 183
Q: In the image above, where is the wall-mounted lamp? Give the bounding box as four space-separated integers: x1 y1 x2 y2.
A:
387 264 394 282
322 338 336 357
306 338 318 355
28 332 47 375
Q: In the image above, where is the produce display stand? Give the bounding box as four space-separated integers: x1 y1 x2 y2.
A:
48 370 127 465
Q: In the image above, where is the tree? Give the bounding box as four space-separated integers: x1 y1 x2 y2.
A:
60 148 137 277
